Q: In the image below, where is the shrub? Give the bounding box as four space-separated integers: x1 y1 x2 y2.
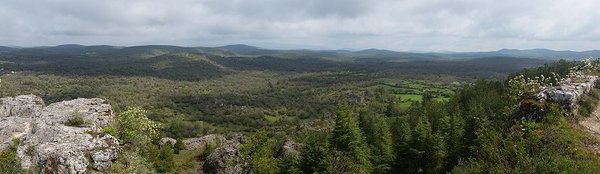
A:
109 150 154 174
155 142 175 173
0 139 22 173
114 107 159 144
578 89 600 118
240 129 279 174
173 138 185 154
26 145 35 157
65 111 86 127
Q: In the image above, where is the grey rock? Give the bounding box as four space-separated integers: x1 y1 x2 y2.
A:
0 95 44 151
278 139 302 158
183 134 226 150
0 95 43 151
40 98 114 129
160 137 177 147
91 147 118 171
227 133 248 144
537 76 598 109
0 95 118 174
0 95 44 118
203 140 243 174
201 133 252 174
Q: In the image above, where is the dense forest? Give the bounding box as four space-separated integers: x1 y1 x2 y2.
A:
235 59 600 174
0 46 548 134
1 45 600 173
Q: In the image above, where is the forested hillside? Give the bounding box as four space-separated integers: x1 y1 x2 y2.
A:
0 46 547 134
1 46 599 173
233 59 600 174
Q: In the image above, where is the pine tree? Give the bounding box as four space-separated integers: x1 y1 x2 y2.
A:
444 108 465 171
410 118 447 174
299 131 331 174
331 103 372 173
385 96 401 117
156 142 175 172
358 104 394 173
390 116 412 172
240 129 279 174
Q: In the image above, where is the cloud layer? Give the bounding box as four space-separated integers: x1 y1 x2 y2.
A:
1 0 599 51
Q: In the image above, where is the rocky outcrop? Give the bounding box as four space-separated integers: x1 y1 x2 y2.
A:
536 76 599 108
187 133 248 174
201 135 302 174
278 139 301 158
0 95 44 150
160 137 177 147
226 133 247 144
0 95 118 173
183 134 226 150
203 140 243 174
515 75 599 120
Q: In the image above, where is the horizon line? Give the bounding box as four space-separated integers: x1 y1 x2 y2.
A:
3 43 600 53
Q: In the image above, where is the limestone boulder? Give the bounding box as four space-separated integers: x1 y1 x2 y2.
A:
203 140 243 174
0 95 118 174
537 76 598 109
160 137 177 147
183 134 226 150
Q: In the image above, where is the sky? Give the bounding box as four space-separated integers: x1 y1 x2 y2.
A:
1 0 600 51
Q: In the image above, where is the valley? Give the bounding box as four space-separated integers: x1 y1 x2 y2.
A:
3 1 600 173
1 45 600 173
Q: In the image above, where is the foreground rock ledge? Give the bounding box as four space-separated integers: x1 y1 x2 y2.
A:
0 95 118 174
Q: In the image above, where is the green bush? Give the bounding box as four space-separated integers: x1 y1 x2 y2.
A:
0 139 22 173
240 129 279 174
107 107 166 173
155 142 175 173
199 142 218 161
65 111 86 127
578 89 600 118
26 145 35 157
109 150 154 174
173 138 185 154
114 107 159 144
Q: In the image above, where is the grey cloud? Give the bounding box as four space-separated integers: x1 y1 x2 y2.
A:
0 0 600 51
200 0 368 20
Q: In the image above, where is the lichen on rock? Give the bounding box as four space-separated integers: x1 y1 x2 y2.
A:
0 95 118 174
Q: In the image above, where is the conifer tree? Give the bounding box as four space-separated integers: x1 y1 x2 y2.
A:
358 104 394 173
390 116 412 172
331 103 372 173
240 129 279 174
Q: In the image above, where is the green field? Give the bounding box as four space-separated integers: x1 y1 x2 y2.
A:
398 94 422 101
376 79 459 109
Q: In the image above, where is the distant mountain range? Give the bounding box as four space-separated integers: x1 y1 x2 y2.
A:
1 44 598 61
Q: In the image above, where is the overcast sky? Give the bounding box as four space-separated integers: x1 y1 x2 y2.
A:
1 0 599 51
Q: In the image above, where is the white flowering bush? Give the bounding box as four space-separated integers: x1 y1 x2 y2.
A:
508 73 560 99
110 106 160 144
508 58 600 101
105 107 164 173
567 58 599 81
